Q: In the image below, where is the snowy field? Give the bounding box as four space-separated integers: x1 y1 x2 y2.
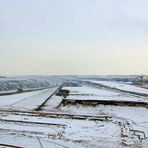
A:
63 86 148 104
0 76 147 147
90 80 148 96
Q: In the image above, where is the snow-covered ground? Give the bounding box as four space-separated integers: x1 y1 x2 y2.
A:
63 86 148 104
0 110 122 147
0 87 59 111
0 133 83 148
42 95 63 111
59 104 148 147
59 104 148 135
12 86 59 111
0 76 147 147
0 89 44 106
90 80 148 96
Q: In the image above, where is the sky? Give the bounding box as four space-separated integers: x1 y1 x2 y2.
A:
0 0 148 75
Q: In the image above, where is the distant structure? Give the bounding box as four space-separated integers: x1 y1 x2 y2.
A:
17 85 23 93
133 75 144 85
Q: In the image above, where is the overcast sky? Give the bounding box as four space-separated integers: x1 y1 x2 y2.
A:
0 0 148 75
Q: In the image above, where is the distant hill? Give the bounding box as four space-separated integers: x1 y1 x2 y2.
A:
0 76 6 78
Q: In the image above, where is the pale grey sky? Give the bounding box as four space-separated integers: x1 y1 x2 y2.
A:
0 0 148 75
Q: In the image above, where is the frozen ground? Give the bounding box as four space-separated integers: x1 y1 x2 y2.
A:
0 87 59 111
90 80 148 96
63 86 148 104
0 76 147 147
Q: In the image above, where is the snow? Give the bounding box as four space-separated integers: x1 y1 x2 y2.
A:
42 95 63 111
0 133 85 148
12 87 59 110
66 95 148 103
0 110 122 147
0 87 59 111
0 76 63 91
59 104 148 137
64 86 148 103
60 104 148 123
90 80 148 96
0 112 69 125
0 76 147 147
0 89 45 106
0 122 58 136
63 86 118 96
